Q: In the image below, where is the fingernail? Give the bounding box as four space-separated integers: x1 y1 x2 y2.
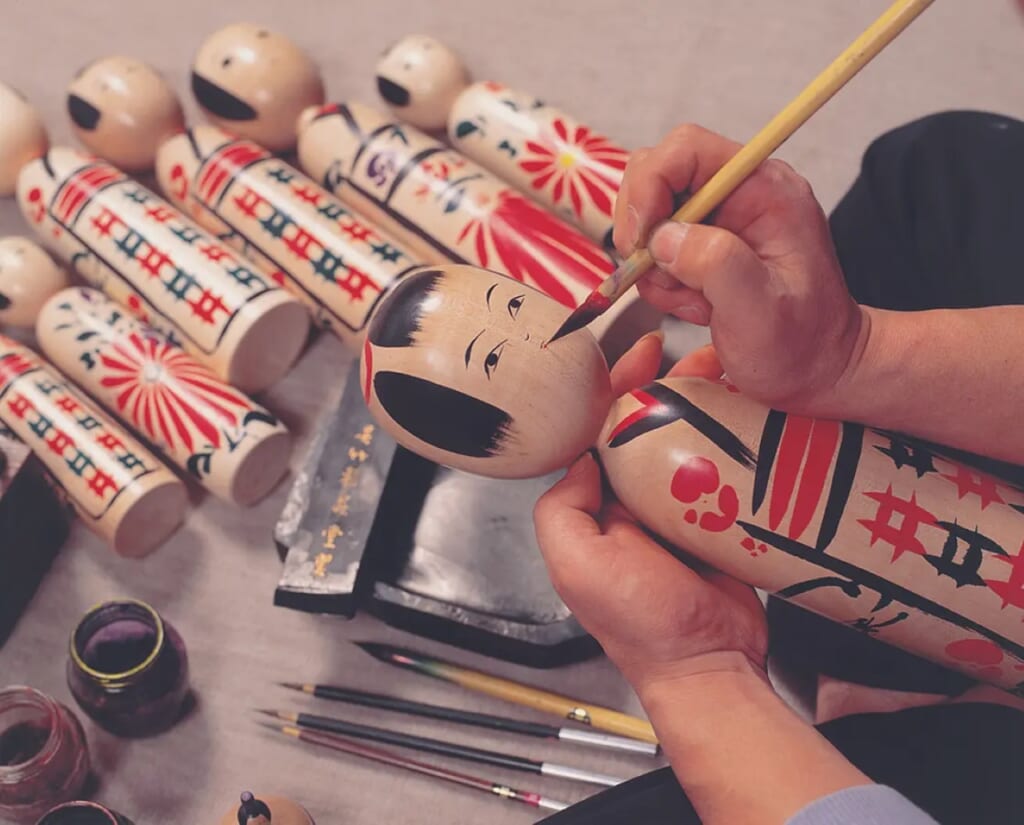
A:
676 304 709 326
627 206 642 250
641 328 665 345
650 222 689 267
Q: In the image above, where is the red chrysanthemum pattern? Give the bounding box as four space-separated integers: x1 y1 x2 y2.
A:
518 119 628 218
456 190 612 308
98 332 253 451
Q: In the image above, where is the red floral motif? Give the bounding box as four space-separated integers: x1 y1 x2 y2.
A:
456 190 611 307
518 119 628 218
98 332 252 452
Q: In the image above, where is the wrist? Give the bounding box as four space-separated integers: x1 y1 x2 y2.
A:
634 650 770 709
801 303 883 421
637 654 870 825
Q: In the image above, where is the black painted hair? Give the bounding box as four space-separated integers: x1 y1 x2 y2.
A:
190 72 258 121
376 76 410 107
368 268 444 348
374 371 511 457
67 94 101 131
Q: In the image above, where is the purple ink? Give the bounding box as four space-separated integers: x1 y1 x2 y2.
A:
66 600 189 738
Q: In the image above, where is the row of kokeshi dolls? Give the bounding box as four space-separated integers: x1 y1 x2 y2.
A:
0 27 649 557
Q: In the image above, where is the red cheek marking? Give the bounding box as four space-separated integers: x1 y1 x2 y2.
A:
977 666 1004 681
945 638 1004 666
362 338 373 404
684 509 697 524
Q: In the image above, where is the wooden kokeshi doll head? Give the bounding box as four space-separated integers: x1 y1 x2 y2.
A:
0 237 70 328
361 265 612 479
190 23 325 152
0 82 48 196
218 791 315 825
67 56 185 172
375 34 469 131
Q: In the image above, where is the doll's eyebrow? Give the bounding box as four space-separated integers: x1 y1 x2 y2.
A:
465 329 485 367
485 283 497 308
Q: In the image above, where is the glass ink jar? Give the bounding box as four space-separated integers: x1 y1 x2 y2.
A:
0 686 90 823
66 599 189 737
35 800 135 824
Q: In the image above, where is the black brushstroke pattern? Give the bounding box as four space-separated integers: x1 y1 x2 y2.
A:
739 521 1024 661
608 382 755 469
752 409 786 515
815 423 864 551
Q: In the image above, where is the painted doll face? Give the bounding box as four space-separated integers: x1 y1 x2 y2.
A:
67 56 185 172
0 237 69 328
362 265 613 479
0 83 47 197
191 23 325 152
375 35 469 131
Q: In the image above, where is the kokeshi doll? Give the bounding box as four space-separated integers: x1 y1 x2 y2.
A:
190 23 325 153
0 82 48 196
295 101 653 348
154 125 424 346
0 237 70 328
0 335 185 556
358 265 1024 695
67 56 185 172
37 288 290 506
376 36 627 247
16 146 309 393
217 791 315 825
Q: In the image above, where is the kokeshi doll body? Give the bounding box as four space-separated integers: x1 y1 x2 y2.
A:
358 266 1024 694
295 102 653 349
37 288 290 506
447 83 626 248
375 36 626 247
155 126 424 346
0 237 70 328
16 147 309 393
0 335 185 556
0 82 48 196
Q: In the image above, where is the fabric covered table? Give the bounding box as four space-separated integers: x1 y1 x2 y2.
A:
1 1 1022 822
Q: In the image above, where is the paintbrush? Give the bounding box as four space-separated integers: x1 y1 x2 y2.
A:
353 641 657 744
258 709 626 788
547 0 936 343
278 681 658 756
264 722 571 812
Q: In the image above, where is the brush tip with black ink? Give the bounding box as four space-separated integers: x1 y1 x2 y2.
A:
548 291 612 344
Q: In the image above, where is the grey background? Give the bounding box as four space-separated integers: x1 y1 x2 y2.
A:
1 1 1023 823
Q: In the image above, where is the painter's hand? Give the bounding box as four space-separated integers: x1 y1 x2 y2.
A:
614 124 865 414
534 334 768 698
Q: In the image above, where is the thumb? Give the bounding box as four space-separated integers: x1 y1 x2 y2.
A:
534 452 604 552
645 221 772 317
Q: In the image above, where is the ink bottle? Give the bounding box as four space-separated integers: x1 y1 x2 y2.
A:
0 686 90 823
35 799 135 824
66 599 189 737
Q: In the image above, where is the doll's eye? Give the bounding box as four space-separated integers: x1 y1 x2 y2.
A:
483 340 507 379
507 294 525 319
222 57 233 69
